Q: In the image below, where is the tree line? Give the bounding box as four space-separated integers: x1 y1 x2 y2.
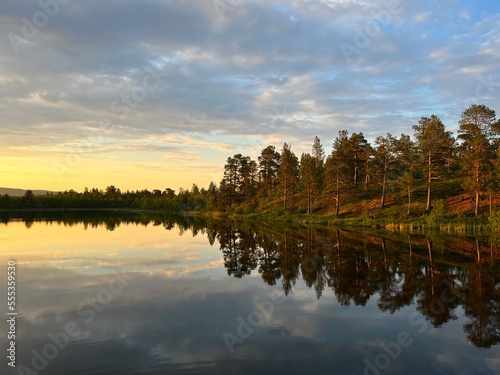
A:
1 104 498 218
214 104 500 217
0 185 207 212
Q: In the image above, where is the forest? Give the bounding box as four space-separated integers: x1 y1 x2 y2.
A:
1 104 500 221
214 104 500 218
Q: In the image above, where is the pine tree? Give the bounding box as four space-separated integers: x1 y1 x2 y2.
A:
394 134 418 215
364 143 376 190
347 132 369 186
311 136 326 195
239 156 258 203
221 155 241 207
458 104 497 216
312 136 326 170
491 147 500 213
220 154 256 207
278 143 299 211
300 153 316 214
206 182 218 210
375 133 397 209
258 145 281 199
413 115 454 211
325 130 351 216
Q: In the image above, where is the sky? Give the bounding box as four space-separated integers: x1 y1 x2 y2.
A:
0 0 499 192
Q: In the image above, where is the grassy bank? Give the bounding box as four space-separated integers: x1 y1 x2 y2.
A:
1 205 499 234
185 208 500 234
185 176 500 233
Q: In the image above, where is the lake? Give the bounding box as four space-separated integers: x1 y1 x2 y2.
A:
1 212 499 375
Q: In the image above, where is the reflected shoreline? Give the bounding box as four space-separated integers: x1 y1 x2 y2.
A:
3 211 500 349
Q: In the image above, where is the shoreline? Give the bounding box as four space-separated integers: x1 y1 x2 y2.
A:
1 207 497 234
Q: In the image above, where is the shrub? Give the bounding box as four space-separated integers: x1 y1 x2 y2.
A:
488 210 500 232
425 199 447 228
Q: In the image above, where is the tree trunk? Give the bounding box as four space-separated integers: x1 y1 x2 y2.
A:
283 181 287 211
427 239 435 296
408 235 412 264
381 238 387 271
364 159 369 190
354 155 358 186
475 190 479 217
380 162 387 209
335 229 341 250
407 184 411 216
308 187 312 214
474 164 480 217
426 153 432 211
335 169 340 216
335 193 339 216
427 239 433 264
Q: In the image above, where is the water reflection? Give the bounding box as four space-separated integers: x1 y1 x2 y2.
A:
212 221 500 349
3 212 499 351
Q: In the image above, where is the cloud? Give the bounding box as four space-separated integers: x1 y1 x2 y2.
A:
413 12 432 23
0 0 499 189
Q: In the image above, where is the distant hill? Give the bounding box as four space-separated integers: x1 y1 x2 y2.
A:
0 188 57 197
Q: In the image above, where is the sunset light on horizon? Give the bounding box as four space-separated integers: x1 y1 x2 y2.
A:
1 0 500 192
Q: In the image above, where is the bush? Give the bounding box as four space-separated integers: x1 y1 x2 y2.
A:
425 199 447 228
488 210 500 232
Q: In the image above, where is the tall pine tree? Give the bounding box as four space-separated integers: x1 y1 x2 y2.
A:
458 104 497 216
325 130 351 216
413 115 454 211
300 153 316 214
258 145 281 199
278 143 299 211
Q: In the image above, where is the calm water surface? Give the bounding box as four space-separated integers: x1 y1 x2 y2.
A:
1 213 499 374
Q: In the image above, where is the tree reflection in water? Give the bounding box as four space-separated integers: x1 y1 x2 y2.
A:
210 220 500 349
4 211 500 349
